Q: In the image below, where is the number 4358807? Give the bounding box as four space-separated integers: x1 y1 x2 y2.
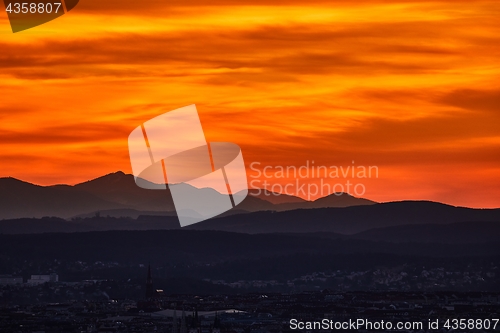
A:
6 2 62 14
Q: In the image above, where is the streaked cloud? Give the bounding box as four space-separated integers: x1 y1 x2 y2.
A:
0 0 499 207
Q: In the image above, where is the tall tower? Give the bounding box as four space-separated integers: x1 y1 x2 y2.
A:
145 264 155 299
212 312 221 333
180 308 187 333
172 308 178 333
189 309 201 333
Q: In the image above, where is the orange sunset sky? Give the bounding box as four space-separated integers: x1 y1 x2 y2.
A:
0 0 499 207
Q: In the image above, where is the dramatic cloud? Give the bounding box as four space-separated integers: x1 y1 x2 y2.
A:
0 0 499 207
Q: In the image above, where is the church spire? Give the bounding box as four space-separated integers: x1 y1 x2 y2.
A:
212 312 221 333
180 307 187 333
189 308 200 333
172 307 178 333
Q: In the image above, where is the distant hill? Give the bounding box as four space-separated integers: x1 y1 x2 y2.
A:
1 201 499 237
1 230 499 291
0 216 182 234
0 172 375 219
245 189 306 204
74 171 177 212
273 192 376 211
0 230 499 267
74 209 177 219
351 221 500 243
0 178 125 219
188 201 500 234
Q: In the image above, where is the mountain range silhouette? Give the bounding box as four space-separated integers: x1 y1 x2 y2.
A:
0 171 375 219
0 172 499 239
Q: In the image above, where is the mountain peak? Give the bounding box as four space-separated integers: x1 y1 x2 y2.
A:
321 191 353 198
310 191 376 208
0 176 40 188
75 171 132 186
246 188 306 204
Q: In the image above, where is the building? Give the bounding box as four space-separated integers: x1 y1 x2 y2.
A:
27 273 58 285
0 275 23 285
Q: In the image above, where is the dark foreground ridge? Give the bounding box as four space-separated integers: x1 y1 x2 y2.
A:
188 201 500 234
1 229 500 293
1 200 499 235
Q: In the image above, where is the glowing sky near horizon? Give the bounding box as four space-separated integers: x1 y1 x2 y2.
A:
0 0 499 207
